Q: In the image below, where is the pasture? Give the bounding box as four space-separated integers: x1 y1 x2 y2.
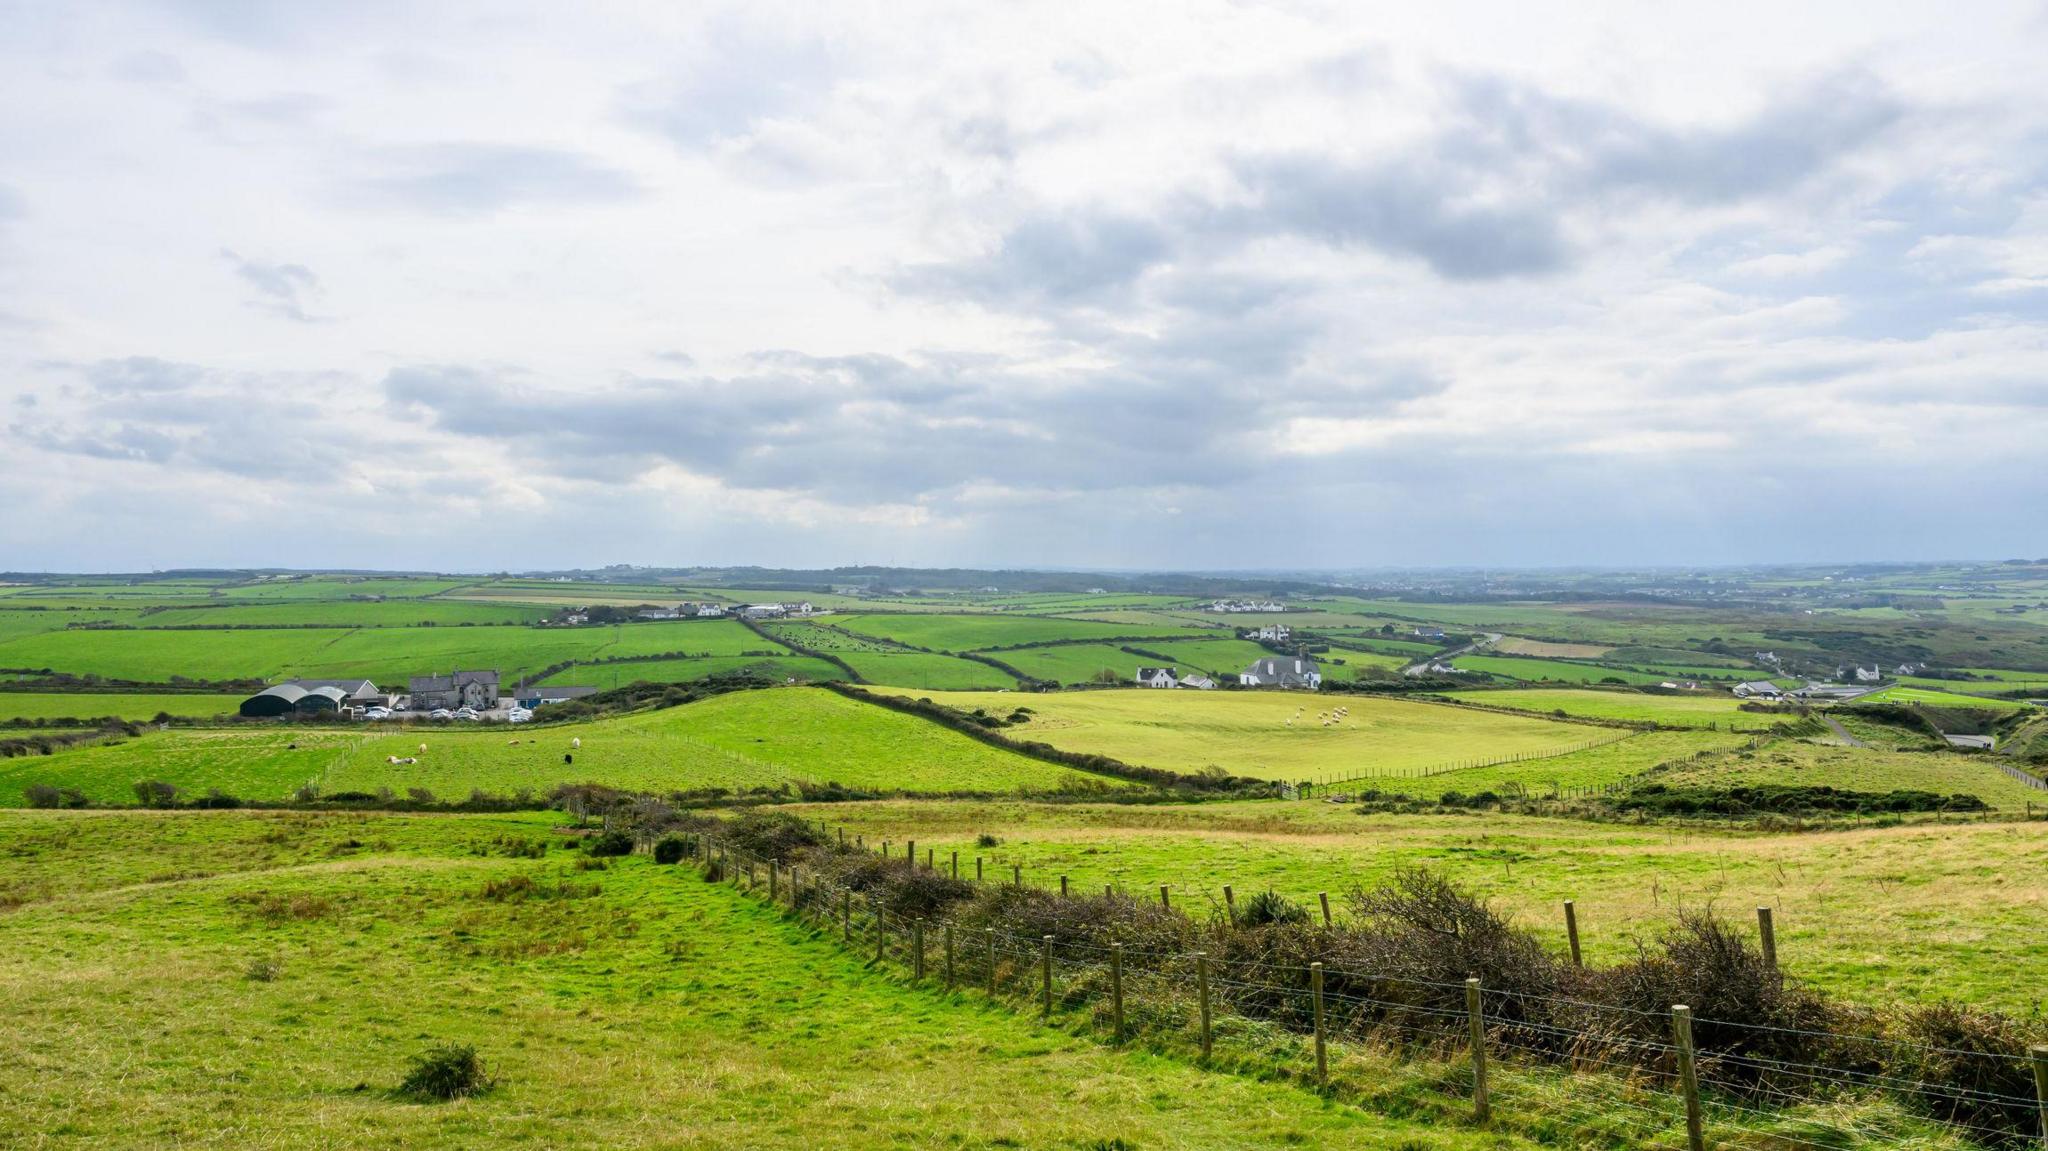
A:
802 798 2048 1011
0 692 245 722
0 810 1473 1150
995 643 1141 684
134 600 550 627
1442 687 1767 728
1451 654 1669 685
1653 742 2047 809
868 687 1605 781
832 613 1218 651
535 654 846 687
0 688 1116 804
835 651 1016 690
1846 686 2033 711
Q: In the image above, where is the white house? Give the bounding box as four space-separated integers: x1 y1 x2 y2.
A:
1180 673 1217 690
1240 656 1321 689
1854 665 1883 683
1252 624 1291 642
1135 666 1179 688
695 603 727 617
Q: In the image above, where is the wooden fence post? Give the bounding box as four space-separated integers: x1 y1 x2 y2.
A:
1757 906 1777 970
976 856 983 881
1160 885 1171 911
1467 977 1489 1122
1041 935 1054 1019
1564 900 1583 967
950 850 958 878
927 847 934 872
1196 951 1213 1057
1673 1005 1704 1151
1111 942 1126 1044
1310 962 1327 1084
906 839 915 869
2028 1044 2048 1149
1061 875 1069 897
1318 891 1332 927
913 918 925 982
945 922 956 989
1013 863 1022 887
1223 884 1235 922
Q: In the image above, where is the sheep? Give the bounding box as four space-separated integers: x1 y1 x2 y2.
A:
386 755 400 765
418 743 427 754
571 737 582 750
563 753 574 765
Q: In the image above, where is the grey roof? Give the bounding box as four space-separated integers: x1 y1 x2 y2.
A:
410 669 500 692
298 685 348 706
291 678 380 697
252 683 307 703
1246 656 1319 677
1136 667 1177 678
1734 681 1782 693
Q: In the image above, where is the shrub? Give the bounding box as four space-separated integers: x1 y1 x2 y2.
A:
1894 1002 2044 1138
133 779 180 808
1236 889 1309 927
975 832 1001 848
244 957 283 982
190 789 242 809
586 830 634 857
24 784 59 808
397 1043 494 1101
652 836 689 865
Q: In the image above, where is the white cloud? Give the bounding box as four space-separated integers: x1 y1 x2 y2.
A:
1 1 2046 569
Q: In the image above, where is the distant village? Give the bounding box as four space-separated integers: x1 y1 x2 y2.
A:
237 669 595 723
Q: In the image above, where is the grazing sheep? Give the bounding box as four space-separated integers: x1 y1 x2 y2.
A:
563 753 573 765
418 743 427 754
571 737 582 750
386 755 400 765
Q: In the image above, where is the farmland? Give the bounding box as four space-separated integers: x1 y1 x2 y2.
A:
800 798 2048 1011
0 688 1118 804
0 810 1485 1150
832 613 1219 651
1450 655 1673 685
535 654 846 687
1442 687 1771 727
868 687 1610 781
1846 685 2034 710
1652 741 2048 809
0 692 245 722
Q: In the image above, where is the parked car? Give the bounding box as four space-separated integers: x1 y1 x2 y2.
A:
454 707 481 720
363 706 391 721
506 708 533 724
429 708 454 720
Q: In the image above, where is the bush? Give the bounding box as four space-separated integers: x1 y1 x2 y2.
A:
132 779 180 808
1236 889 1309 927
190 788 242 809
652 836 690 865
1894 1002 2045 1138
586 830 634 857
975 832 1001 848
397 1043 494 1101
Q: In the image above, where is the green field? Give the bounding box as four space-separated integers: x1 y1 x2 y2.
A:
1846 686 2034 711
537 654 847 687
1443 687 1767 727
833 613 1217 651
802 798 2048 1011
995 643 1143 685
1355 728 1751 795
0 693 246 722
837 651 1017 690
0 619 786 685
1451 654 1668 685
1129 638 1283 678
870 687 1605 781
0 689 1119 804
0 810 1496 1150
758 621 905 652
1654 741 2046 809
135 601 550 627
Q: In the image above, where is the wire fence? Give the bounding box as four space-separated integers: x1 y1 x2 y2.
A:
679 828 2048 1151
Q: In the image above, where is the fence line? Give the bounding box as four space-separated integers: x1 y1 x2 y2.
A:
679 826 2048 1150
1305 728 1641 794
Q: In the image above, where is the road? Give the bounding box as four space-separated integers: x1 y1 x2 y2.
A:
1819 713 1868 748
1401 632 1502 676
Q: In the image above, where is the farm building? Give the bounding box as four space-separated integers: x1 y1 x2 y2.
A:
1240 656 1321 689
238 679 383 717
1135 667 1179 688
1732 680 1784 700
1180 673 1217 690
409 669 500 711
513 685 599 709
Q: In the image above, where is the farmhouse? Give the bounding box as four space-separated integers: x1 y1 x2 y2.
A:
1240 656 1321 689
1732 680 1784 700
409 669 500 711
1853 665 1884 683
1250 624 1291 642
1209 599 1285 613
238 678 384 718
1180 673 1217 690
1135 666 1179 688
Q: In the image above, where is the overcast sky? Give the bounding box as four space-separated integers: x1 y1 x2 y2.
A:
3 2 2045 573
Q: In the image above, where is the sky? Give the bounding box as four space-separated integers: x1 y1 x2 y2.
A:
2 1 2046 573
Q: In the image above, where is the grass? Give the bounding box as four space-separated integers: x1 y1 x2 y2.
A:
135 601 550 627
0 692 246 722
798 797 2048 1011
1654 741 2047 809
0 809 1501 1149
0 688 1117 804
1450 655 1670 685
997 643 1147 685
1357 729 1752 795
0 619 786 685
835 651 1017 690
1494 637 1614 658
833 613 1217 651
1130 638 1290 679
868 687 1604 781
1846 686 2033 711
536 654 847 688
1442 687 1770 728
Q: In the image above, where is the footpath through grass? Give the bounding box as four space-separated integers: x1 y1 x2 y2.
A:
0 810 1509 1150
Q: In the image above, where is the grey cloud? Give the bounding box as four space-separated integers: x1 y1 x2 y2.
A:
78 357 209 395
620 24 837 149
354 144 637 215
893 211 1172 306
221 249 321 322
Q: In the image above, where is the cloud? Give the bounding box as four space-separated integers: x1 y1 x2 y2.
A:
221 250 322 322
351 144 638 215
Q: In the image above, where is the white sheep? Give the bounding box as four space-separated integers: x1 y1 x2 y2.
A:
418 743 427 754
386 755 400 765
571 737 582 750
